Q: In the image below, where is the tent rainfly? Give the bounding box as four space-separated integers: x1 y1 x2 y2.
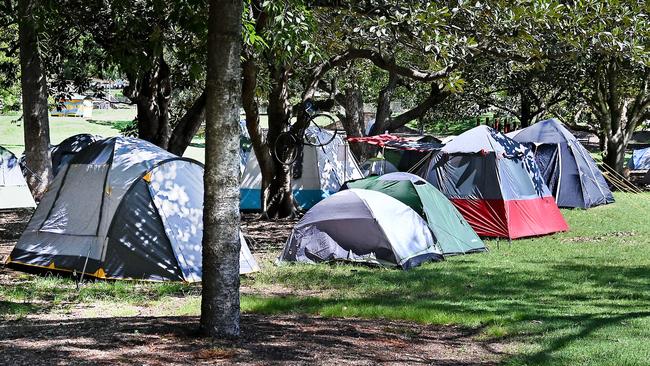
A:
279 188 443 269
240 127 363 210
51 133 101 176
7 136 259 281
343 172 486 255
420 125 568 239
509 119 614 209
0 146 36 210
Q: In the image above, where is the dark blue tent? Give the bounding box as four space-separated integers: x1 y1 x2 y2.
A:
509 119 614 209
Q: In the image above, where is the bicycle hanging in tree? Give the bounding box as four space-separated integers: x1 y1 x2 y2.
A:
273 102 339 165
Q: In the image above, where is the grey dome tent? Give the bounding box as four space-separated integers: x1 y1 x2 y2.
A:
343 172 485 255
0 145 36 210
7 136 259 281
51 133 101 176
509 119 614 208
279 188 443 269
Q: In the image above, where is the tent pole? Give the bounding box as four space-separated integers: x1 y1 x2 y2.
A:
76 245 93 290
344 142 348 182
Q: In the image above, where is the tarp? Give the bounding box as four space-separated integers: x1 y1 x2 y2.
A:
420 125 568 239
279 189 443 269
347 134 443 152
343 172 485 255
510 119 614 208
8 136 259 281
0 145 36 210
629 147 650 170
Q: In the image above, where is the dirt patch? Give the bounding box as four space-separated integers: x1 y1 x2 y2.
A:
241 213 297 252
0 209 33 282
562 231 636 243
0 209 32 257
0 314 508 365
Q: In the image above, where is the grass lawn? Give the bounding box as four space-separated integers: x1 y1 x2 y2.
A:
0 115 121 156
2 193 650 365
0 109 207 162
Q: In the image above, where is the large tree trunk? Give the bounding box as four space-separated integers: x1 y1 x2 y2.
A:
263 65 295 218
603 134 627 174
125 56 172 149
167 91 207 156
200 0 242 339
18 0 52 199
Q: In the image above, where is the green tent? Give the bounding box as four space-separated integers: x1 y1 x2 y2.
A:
343 172 486 255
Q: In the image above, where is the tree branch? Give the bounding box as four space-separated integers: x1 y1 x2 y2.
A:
387 83 450 131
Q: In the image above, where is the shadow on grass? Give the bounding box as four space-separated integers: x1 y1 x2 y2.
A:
0 272 199 308
510 311 650 365
0 301 42 317
246 259 650 365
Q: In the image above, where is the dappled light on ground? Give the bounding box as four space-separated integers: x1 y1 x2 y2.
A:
0 314 506 365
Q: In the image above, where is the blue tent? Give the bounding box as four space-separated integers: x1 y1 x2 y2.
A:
628 147 650 170
510 119 614 209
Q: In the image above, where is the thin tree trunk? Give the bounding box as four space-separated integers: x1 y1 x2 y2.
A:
200 0 242 339
18 0 52 199
242 57 274 208
264 64 295 218
125 56 172 149
370 72 399 135
337 87 367 160
520 89 533 128
167 91 207 156
386 84 449 131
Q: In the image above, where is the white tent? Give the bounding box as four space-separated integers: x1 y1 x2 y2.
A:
240 127 363 210
0 146 36 210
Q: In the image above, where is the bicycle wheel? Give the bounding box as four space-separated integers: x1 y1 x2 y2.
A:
273 132 300 165
302 114 338 147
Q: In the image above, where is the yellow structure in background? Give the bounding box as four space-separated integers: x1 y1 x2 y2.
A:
50 94 93 118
